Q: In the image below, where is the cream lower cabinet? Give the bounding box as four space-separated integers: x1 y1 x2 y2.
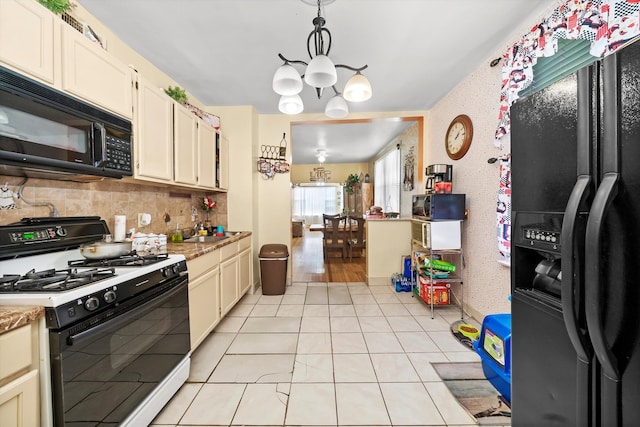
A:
0 322 39 427
239 246 252 295
220 252 239 317
188 236 252 350
188 249 221 350
220 236 252 317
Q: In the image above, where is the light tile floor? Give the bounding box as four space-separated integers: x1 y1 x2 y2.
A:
151 282 489 427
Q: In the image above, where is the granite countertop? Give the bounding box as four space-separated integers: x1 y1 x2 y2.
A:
0 306 44 335
166 231 252 261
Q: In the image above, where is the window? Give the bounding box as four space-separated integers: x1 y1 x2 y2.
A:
374 148 400 212
518 38 598 97
291 184 342 225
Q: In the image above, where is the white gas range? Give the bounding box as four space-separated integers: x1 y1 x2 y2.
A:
0 217 190 427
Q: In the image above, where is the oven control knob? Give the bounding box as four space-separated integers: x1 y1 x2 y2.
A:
85 297 100 311
55 226 68 237
103 290 116 304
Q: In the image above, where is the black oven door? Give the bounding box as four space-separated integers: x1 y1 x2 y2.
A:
49 279 190 426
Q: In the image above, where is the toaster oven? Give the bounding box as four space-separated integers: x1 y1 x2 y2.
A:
411 219 462 249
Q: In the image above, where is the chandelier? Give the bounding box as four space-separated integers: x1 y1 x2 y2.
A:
272 0 372 118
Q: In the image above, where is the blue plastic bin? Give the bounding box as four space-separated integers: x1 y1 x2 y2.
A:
473 313 511 403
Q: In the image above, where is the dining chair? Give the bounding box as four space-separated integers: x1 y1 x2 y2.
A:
346 216 366 261
322 214 347 259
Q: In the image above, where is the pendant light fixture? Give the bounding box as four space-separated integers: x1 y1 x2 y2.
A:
316 149 327 163
272 0 371 117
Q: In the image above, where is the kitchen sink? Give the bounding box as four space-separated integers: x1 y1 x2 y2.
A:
182 231 241 243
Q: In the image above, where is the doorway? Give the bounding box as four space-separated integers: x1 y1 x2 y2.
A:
288 116 423 282
291 225 367 282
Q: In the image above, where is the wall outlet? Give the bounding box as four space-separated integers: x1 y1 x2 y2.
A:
138 213 151 227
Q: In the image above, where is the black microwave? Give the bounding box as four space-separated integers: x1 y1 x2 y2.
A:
0 65 132 181
413 193 466 221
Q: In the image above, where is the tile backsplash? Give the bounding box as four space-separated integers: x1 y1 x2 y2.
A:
0 176 227 236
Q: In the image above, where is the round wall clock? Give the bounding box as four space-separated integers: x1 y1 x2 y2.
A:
445 114 473 160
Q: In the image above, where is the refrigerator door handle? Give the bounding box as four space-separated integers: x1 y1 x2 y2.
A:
585 171 620 381
561 174 592 362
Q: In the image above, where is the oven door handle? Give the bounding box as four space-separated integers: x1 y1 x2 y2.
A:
66 279 187 346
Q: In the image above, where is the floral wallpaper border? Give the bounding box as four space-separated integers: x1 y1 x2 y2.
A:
495 0 640 146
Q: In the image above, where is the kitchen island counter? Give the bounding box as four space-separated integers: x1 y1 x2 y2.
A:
366 219 412 285
166 231 252 261
0 306 44 334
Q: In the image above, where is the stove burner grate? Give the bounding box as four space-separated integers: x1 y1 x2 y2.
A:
0 268 116 292
68 252 169 268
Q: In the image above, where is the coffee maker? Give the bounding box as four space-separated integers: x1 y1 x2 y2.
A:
425 164 453 194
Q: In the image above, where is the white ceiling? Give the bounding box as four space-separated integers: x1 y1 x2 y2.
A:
77 0 556 164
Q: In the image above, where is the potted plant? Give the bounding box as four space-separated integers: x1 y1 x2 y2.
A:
165 86 188 104
38 0 70 14
344 173 360 194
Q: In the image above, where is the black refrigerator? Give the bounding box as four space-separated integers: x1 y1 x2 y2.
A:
510 38 640 427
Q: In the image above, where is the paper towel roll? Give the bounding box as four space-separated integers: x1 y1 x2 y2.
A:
114 215 126 242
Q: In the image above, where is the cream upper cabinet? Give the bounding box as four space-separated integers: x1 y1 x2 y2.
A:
132 84 224 190
173 102 198 186
134 75 174 183
197 121 217 189
0 1 132 119
0 0 57 85
217 134 229 190
61 24 133 119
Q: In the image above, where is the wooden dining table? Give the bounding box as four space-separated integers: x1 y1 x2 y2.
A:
323 219 365 258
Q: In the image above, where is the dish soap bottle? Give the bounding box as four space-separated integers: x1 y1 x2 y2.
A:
171 224 183 242
198 224 207 242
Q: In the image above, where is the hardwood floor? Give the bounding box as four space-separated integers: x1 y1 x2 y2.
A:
291 226 367 282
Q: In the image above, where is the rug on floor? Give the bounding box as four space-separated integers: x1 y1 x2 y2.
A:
450 319 480 350
432 362 511 425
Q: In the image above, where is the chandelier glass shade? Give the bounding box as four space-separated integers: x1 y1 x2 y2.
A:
343 71 372 102
273 0 371 117
272 64 303 96
324 94 348 118
304 55 338 88
278 94 304 115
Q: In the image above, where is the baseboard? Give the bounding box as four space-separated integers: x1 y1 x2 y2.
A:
367 277 391 286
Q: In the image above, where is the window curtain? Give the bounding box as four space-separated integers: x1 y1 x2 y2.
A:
291 185 341 225
495 0 640 146
496 155 512 265
374 148 401 212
